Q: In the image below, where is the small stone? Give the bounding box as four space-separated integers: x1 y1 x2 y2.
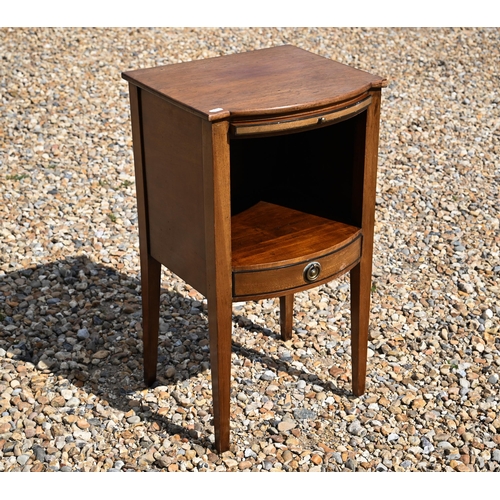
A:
411 398 426 409
25 427 36 438
378 396 391 407
293 408 316 420
482 309 493 320
458 282 474 294
237 392 248 402
77 328 90 339
265 384 279 394
17 454 30 466
66 397 80 408
437 441 453 450
60 389 73 400
92 350 110 359
51 396 66 407
0 422 11 434
261 370 276 381
296 380 307 391
421 437 435 454
345 458 357 471
64 414 78 424
329 366 345 377
155 456 171 468
73 430 91 440
387 433 399 442
33 445 45 462
138 453 155 466
37 358 55 370
262 400 274 410
348 420 366 437
451 460 471 472
238 460 252 470
278 420 296 432
77 419 90 429
488 374 499 385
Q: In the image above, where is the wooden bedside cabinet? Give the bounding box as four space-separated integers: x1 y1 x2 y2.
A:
122 45 387 452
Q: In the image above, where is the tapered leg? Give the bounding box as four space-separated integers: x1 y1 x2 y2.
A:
203 119 232 453
141 255 161 386
128 83 162 388
279 294 294 341
207 292 232 453
350 261 371 396
349 90 381 396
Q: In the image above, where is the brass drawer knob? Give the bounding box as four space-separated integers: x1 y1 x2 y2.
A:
303 261 321 283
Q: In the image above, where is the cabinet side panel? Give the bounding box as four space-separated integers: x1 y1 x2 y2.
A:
141 91 207 294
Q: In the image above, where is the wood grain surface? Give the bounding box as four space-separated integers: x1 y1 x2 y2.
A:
123 46 386 121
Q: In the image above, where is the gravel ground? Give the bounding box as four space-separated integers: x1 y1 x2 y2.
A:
0 27 499 472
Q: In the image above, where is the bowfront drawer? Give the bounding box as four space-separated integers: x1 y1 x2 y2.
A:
232 233 362 300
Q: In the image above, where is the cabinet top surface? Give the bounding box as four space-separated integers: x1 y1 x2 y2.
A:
122 45 387 121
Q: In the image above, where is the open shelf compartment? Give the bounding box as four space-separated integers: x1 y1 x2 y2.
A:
231 201 362 300
229 108 367 300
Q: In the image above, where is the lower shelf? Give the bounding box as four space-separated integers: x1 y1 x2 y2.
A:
231 201 362 300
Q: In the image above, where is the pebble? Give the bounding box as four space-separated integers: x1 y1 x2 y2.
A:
348 420 367 437
293 409 316 420
66 397 80 408
278 420 297 432
33 445 46 462
223 458 238 468
296 380 307 391
61 389 73 400
261 370 276 381
77 329 90 340
421 437 435 454
17 455 30 466
0 27 499 473
345 458 357 471
238 460 252 470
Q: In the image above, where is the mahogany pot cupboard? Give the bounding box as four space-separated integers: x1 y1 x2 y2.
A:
122 45 387 452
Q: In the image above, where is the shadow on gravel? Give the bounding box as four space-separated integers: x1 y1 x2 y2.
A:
0 255 350 450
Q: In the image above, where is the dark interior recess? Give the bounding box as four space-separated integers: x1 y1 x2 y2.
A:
229 111 367 227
